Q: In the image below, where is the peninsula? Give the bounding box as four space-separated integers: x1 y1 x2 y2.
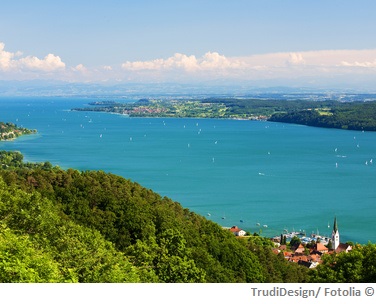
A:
72 98 376 131
0 122 37 141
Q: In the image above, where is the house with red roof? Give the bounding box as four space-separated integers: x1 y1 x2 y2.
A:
335 243 353 253
312 243 329 254
229 226 246 237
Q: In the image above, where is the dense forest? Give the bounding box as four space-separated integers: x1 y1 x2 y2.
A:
269 101 376 131
0 151 308 283
1 150 376 283
203 97 338 117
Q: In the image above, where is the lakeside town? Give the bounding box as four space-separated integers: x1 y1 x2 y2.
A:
0 122 37 141
226 217 353 269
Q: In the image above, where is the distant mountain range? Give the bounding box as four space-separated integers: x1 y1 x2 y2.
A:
1 80 376 99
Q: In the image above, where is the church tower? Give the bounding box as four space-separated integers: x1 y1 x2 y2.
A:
331 216 340 250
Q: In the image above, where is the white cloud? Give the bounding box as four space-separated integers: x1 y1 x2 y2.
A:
72 63 87 72
0 42 17 70
201 52 245 69
122 52 247 72
286 53 305 65
0 42 65 72
19 53 65 71
237 49 376 69
341 60 376 68
122 53 197 71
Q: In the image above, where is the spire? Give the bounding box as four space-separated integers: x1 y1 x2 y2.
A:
331 216 340 250
333 216 338 233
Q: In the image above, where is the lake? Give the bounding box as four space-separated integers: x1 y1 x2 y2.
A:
1 97 375 244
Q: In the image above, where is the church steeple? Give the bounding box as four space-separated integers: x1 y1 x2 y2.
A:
331 216 340 250
333 216 338 233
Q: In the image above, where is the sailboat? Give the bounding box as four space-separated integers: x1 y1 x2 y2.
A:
328 222 330 228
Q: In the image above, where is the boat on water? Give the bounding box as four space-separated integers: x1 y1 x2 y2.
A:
263 224 268 228
282 230 306 239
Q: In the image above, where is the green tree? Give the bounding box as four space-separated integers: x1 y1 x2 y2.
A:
0 177 140 283
361 243 376 282
309 245 369 283
0 225 64 283
289 236 301 249
155 229 206 282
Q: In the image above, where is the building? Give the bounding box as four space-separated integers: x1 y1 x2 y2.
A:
331 216 352 253
312 243 329 254
294 243 305 254
229 226 246 237
331 216 340 250
335 243 353 253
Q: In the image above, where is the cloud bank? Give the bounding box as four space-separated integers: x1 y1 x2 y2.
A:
1 41 376 88
118 49 376 86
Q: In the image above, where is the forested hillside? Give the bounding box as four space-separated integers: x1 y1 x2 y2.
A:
0 151 308 283
2 151 376 283
269 101 376 131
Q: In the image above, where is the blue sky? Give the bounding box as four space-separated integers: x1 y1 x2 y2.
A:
1 0 376 89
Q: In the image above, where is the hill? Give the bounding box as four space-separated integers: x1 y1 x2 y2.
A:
2 150 376 283
0 150 308 283
269 101 376 131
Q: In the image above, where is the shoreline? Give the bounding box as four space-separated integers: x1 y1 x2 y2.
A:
71 97 376 132
0 123 37 141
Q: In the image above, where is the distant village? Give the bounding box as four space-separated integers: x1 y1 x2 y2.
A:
0 122 37 141
226 217 352 269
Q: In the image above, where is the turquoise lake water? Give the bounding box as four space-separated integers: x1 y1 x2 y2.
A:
1 97 375 244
